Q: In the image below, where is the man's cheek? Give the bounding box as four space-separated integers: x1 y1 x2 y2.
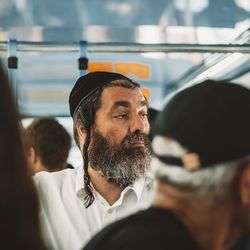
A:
107 131 125 146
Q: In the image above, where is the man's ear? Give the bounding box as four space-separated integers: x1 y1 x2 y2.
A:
76 121 86 144
29 147 37 164
239 163 250 205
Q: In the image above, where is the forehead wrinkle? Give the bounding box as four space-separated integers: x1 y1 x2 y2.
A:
111 100 148 113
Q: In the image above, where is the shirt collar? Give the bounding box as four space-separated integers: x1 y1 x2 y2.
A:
75 166 146 202
125 177 145 201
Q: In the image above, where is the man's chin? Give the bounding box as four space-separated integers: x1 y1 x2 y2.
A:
130 146 151 155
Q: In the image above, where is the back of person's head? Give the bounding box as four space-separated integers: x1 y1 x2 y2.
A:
0 63 46 249
152 80 250 201
23 118 71 174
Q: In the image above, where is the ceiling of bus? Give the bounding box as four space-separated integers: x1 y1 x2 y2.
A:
0 0 250 116
1 0 250 28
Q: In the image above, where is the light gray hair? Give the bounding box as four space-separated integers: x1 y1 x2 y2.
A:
152 136 245 201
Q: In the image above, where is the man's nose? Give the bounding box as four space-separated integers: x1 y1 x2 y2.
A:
129 115 149 134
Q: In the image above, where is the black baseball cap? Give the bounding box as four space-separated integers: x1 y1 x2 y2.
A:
153 80 250 170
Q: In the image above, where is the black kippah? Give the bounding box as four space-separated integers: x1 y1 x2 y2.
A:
69 71 131 117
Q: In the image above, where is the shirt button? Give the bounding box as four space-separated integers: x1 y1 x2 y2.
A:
107 208 113 214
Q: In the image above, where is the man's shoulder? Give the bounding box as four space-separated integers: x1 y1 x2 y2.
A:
34 167 76 181
34 166 80 191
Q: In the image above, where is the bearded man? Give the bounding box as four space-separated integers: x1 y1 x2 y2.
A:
34 72 153 250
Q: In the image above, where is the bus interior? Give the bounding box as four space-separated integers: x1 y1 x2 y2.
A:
0 0 250 167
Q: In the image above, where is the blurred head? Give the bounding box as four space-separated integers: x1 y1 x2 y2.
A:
69 72 152 207
148 107 159 142
23 118 71 174
152 79 250 233
0 63 45 249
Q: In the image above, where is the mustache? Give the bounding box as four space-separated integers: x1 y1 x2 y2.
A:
122 132 150 148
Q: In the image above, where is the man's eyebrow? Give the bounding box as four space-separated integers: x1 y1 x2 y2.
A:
111 101 130 112
141 100 148 108
114 101 130 108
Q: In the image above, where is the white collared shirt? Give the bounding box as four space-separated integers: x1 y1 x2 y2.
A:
34 166 154 250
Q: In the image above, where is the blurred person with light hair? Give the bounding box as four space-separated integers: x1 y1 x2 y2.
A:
83 80 250 250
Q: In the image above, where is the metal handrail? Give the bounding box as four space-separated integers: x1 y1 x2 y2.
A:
0 41 250 53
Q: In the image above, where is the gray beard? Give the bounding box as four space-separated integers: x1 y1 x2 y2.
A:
88 130 152 188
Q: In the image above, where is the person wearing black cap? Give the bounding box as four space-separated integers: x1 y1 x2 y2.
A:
34 71 153 250
83 79 250 250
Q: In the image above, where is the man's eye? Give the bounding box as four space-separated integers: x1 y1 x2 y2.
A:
141 113 148 119
114 114 128 119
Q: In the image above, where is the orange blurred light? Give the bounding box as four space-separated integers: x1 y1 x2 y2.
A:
88 62 150 80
